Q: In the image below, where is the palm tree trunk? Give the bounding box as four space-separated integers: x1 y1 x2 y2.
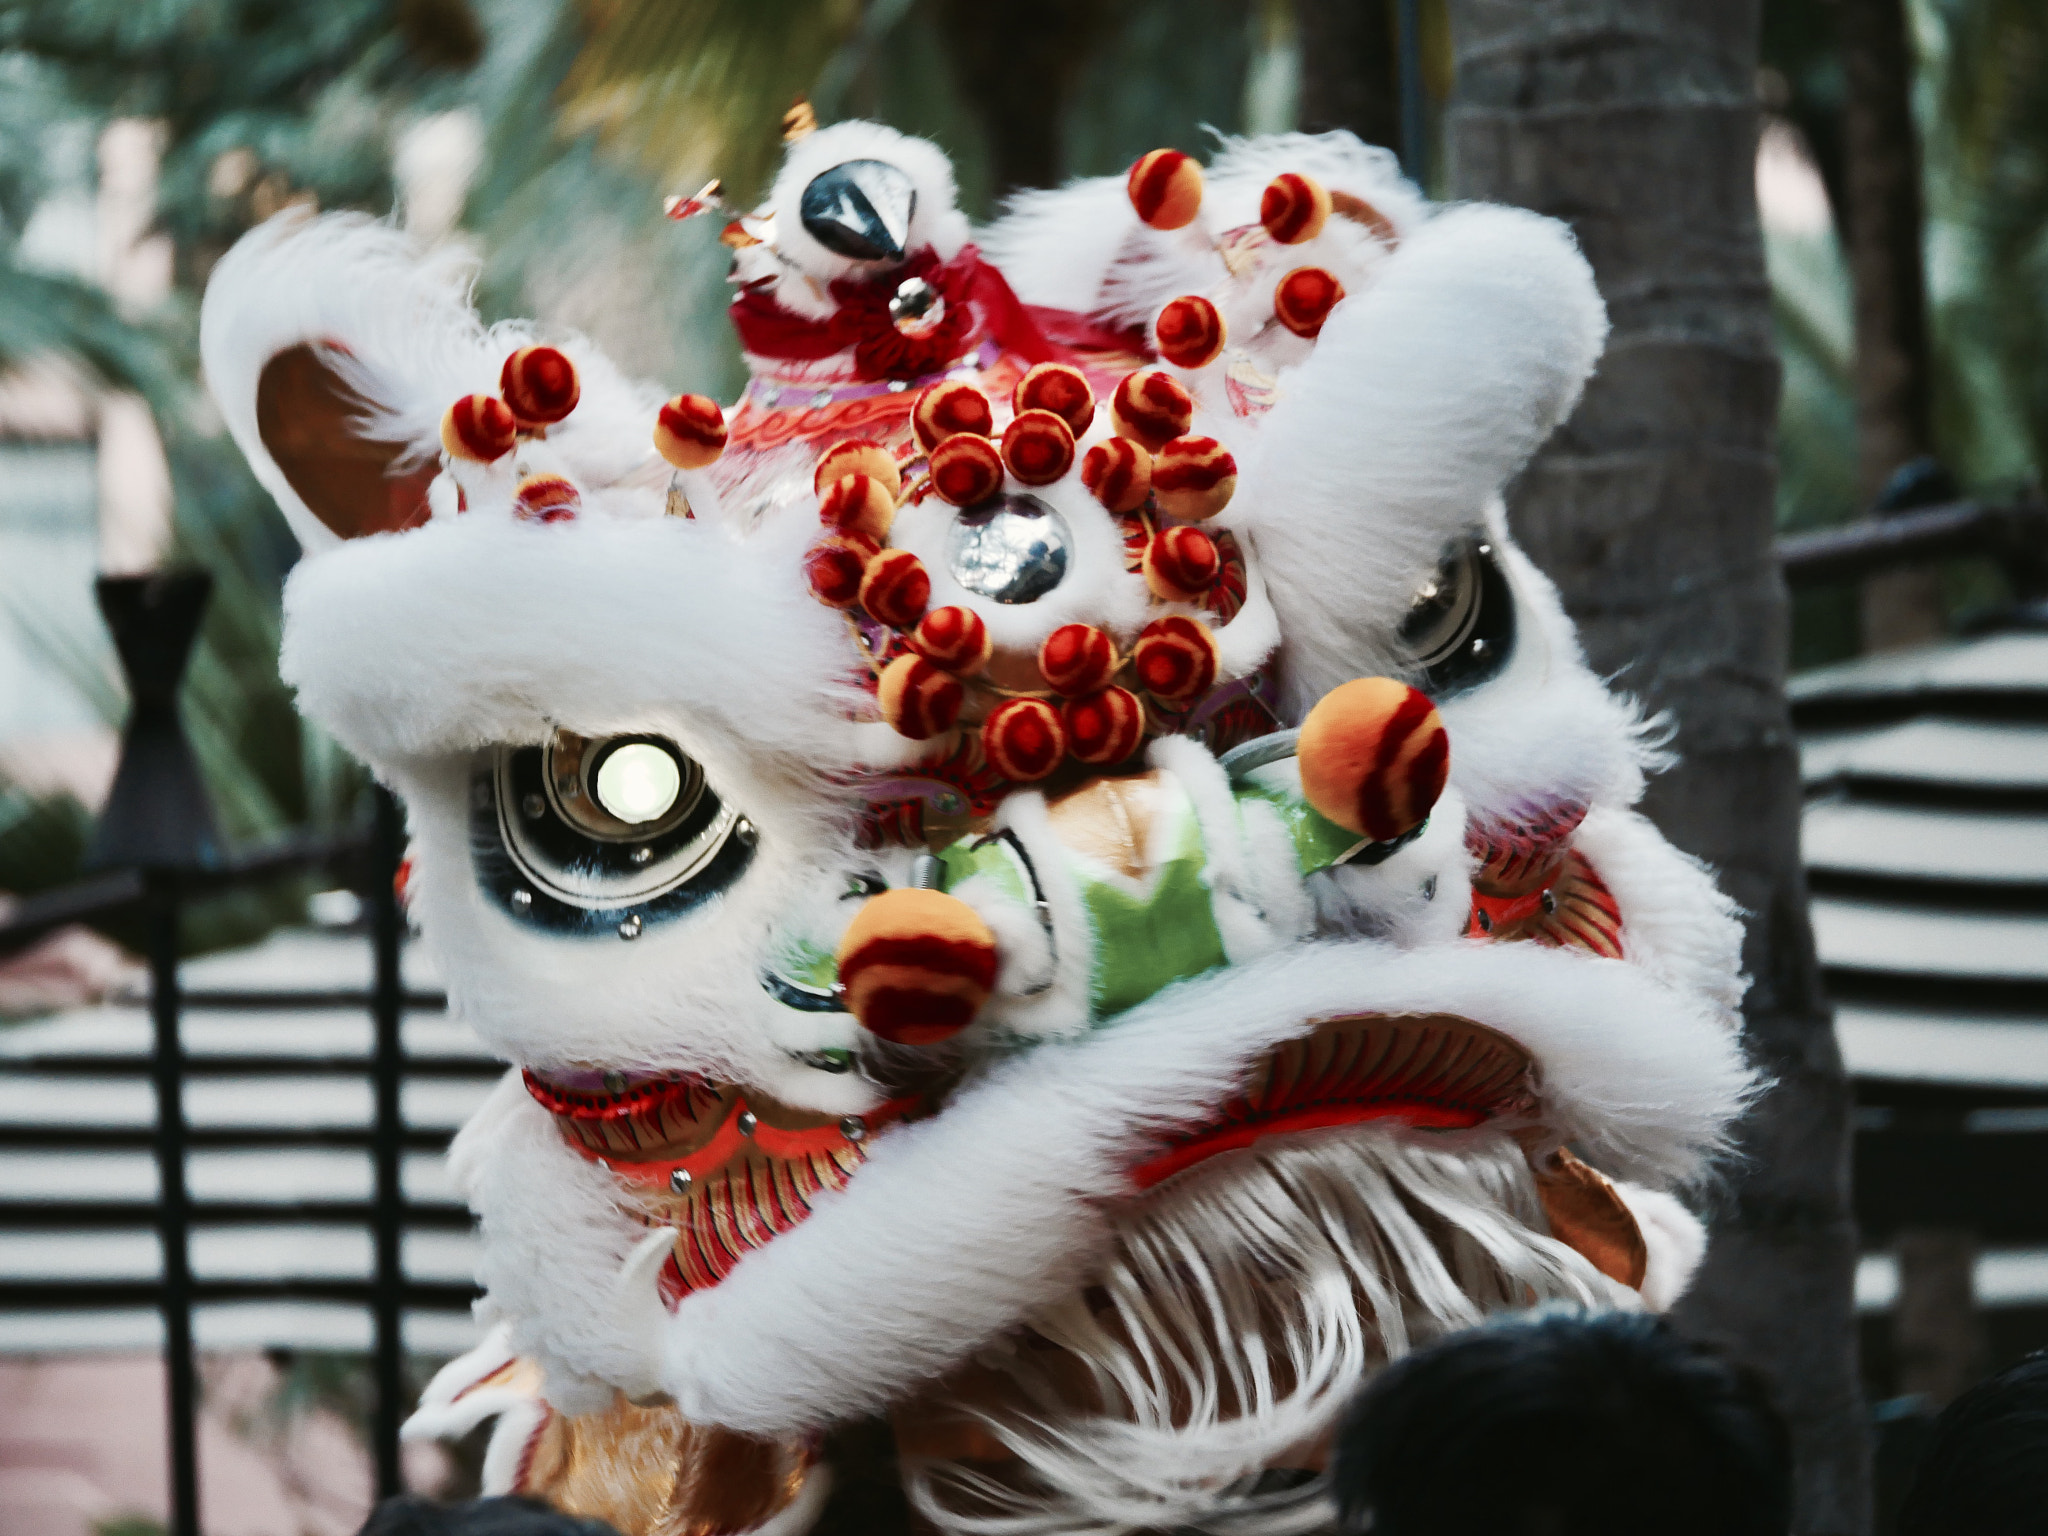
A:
1294 0 1400 148
1445 4 1869 1532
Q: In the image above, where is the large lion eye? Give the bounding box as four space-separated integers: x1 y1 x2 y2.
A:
471 732 755 935
946 493 1071 603
1400 537 1516 698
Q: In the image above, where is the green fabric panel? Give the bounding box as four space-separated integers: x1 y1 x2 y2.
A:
1238 783 1360 874
782 937 839 991
937 836 1032 905
1076 788 1227 1019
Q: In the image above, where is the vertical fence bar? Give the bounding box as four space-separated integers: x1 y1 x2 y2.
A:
370 786 407 1493
149 871 200 1536
1397 0 1427 184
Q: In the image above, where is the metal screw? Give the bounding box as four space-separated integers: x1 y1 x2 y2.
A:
1540 889 1558 915
669 1168 692 1193
630 846 654 866
521 793 546 820
1475 908 1494 933
618 913 643 940
839 1115 868 1143
737 1110 757 1137
603 1070 627 1095
510 889 533 909
735 817 757 843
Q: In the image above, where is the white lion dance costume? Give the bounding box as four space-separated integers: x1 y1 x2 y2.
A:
201 119 1755 1535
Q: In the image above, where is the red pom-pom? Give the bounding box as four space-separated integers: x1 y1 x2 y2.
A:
1127 149 1203 231
877 653 965 740
1000 409 1076 487
806 533 877 608
500 345 581 425
1133 615 1219 703
913 380 994 450
815 439 901 498
1274 266 1345 339
1112 370 1194 451
1064 687 1145 766
910 605 992 676
1260 173 1332 245
1013 363 1095 434
512 473 580 523
928 434 1005 507
1297 677 1449 842
654 393 726 469
441 394 517 463
860 548 931 630
1152 435 1237 521
1144 525 1221 601
1081 438 1153 513
819 472 895 543
1038 623 1117 696
836 887 997 1046
982 697 1066 782
1155 295 1226 369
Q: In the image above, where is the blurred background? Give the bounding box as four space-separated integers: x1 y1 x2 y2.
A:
0 0 2042 1531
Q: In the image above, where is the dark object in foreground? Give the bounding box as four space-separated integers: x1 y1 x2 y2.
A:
1897 1349 2048 1536
360 1496 621 1536
1332 1308 1792 1536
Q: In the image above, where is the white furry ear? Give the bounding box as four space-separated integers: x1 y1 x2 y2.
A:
1227 202 1609 717
766 121 971 282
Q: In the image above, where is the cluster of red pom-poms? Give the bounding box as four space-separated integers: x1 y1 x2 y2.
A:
438 346 599 524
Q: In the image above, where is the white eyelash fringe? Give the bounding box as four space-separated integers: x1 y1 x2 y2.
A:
904 1125 1636 1536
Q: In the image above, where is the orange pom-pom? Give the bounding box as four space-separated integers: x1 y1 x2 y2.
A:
441 394 517 463
1260 173 1332 245
1133 615 1219 703
1112 370 1194 452
1144 525 1221 601
860 548 931 630
654 393 727 469
819 472 896 543
1014 363 1095 434
500 345 581 425
806 533 877 608
1081 438 1153 513
836 887 997 1046
982 697 1066 782
910 605 993 676
877 653 965 740
1128 149 1203 231
1038 623 1117 695
1274 266 1345 339
815 439 901 499
1000 409 1076 486
1064 687 1145 766
1152 435 1237 521
1297 678 1449 843
1155 295 1226 369
913 380 994 450
928 433 1005 507
512 473 580 523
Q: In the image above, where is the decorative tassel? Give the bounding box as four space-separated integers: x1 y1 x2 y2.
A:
910 606 993 676
512 473 580 524
1143 525 1221 601
1133 615 1219 702
1064 686 1145 766
1127 149 1203 231
1152 435 1237 521
1155 295 1226 369
815 439 902 498
836 888 997 1045
927 434 1005 508
1013 363 1095 434
877 654 965 740
1081 438 1153 513
653 394 727 469
1037 623 1118 695
982 698 1066 782
806 533 877 608
1261 172 1332 244
1274 266 1346 339
1000 410 1076 486
914 380 994 450
819 472 896 544
1297 677 1450 842
440 394 516 463
500 345 581 426
859 548 931 630
1111 370 1194 451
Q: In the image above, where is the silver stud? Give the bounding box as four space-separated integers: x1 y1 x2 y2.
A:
669 1167 693 1193
603 1070 627 1095
760 385 780 407
1469 638 1490 658
811 389 834 410
618 914 643 940
887 379 908 393
521 792 546 820
510 889 534 909
1420 875 1437 903
840 1115 868 1143
630 846 654 866
889 275 937 324
737 1109 757 1137
597 1158 610 1171
735 818 757 843
1540 889 1558 915
556 774 578 797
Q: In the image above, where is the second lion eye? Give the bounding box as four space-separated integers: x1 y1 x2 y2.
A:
1400 535 1516 698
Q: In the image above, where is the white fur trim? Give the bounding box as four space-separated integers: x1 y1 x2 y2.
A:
1613 1181 1710 1313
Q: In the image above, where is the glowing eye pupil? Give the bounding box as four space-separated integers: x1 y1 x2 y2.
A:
594 743 682 825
